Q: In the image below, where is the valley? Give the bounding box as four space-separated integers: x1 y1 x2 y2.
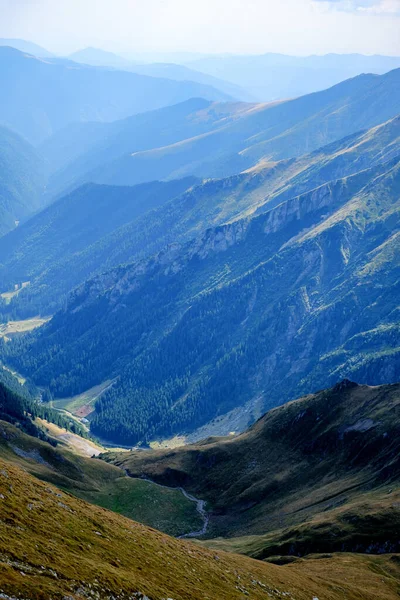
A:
0 21 399 598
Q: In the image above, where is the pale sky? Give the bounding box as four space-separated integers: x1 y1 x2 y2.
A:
1 0 399 56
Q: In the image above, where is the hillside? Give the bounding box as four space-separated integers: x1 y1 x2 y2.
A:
1 114 399 318
0 47 232 144
2 456 400 599
105 380 400 557
0 418 204 537
3 140 399 443
0 126 45 236
75 68 400 188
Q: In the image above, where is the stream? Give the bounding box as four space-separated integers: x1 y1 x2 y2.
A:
123 470 209 538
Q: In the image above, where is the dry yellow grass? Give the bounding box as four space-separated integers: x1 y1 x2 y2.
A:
1 457 400 599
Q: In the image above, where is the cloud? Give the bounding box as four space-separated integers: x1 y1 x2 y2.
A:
313 0 400 14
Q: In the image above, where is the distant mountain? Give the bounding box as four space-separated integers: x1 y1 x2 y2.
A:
0 126 45 236
69 46 136 69
4 121 399 444
65 69 400 189
109 380 400 556
0 47 232 144
41 99 255 196
3 115 398 317
186 52 400 101
0 38 53 57
69 47 249 100
0 177 198 312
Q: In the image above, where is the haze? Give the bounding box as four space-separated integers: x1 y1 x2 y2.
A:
1 0 399 56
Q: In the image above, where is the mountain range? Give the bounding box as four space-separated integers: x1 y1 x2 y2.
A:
3 110 399 444
1 36 400 599
0 47 231 145
40 68 400 196
185 52 400 100
1 109 399 317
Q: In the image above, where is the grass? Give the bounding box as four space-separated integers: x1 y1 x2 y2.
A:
0 317 50 340
1 455 400 599
0 420 201 537
0 281 30 304
36 418 105 457
50 379 115 418
105 382 400 556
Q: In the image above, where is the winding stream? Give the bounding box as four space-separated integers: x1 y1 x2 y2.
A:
123 470 209 538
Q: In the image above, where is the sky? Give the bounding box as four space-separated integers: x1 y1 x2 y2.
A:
0 0 399 56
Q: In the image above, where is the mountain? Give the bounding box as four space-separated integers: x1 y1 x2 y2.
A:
69 46 250 100
1 114 398 316
3 126 399 444
0 177 198 314
185 52 400 101
0 47 232 144
0 38 53 57
69 46 137 69
2 453 400 599
107 380 400 556
0 126 45 236
40 98 254 196
67 68 400 189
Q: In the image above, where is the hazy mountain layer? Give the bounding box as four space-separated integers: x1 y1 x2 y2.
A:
72 69 400 189
1 115 398 320
0 126 45 236
41 98 254 197
69 46 251 100
0 47 231 144
186 52 400 101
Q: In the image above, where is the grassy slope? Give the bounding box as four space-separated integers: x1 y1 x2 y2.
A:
0 420 202 537
1 456 400 599
105 381 400 555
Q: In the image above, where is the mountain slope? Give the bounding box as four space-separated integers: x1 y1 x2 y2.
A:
0 126 45 236
2 115 399 318
0 418 203 537
0 177 197 299
41 98 254 196
4 150 399 444
107 380 400 555
2 457 400 600
77 68 400 189
0 47 232 144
